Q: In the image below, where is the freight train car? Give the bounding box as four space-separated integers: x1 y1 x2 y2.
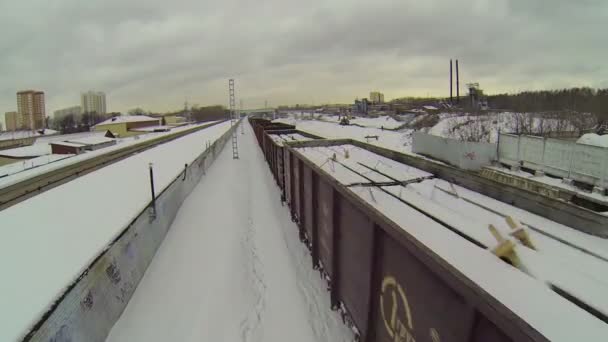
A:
247 118 608 342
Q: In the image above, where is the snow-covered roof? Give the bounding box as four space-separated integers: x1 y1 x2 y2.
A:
577 133 608 148
129 125 173 132
294 143 608 340
50 141 87 148
94 115 159 126
66 136 115 146
0 144 51 158
0 129 58 142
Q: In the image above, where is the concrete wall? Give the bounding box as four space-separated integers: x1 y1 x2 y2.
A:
24 122 239 342
412 132 497 171
498 133 608 189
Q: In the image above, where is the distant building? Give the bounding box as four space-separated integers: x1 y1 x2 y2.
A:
54 106 82 121
370 91 385 104
17 90 45 130
5 111 19 131
81 91 107 115
92 115 160 137
354 98 370 114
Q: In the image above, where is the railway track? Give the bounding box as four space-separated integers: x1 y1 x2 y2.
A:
0 120 226 211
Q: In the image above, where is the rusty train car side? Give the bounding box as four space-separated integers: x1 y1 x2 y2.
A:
247 118 550 342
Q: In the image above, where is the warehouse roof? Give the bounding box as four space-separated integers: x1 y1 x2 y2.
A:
94 115 159 126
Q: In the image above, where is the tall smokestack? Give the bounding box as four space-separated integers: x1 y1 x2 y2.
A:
456 59 460 103
450 59 453 103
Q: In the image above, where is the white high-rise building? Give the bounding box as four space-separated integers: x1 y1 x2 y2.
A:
81 91 107 115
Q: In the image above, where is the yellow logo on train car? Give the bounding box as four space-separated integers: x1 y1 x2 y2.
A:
380 276 442 342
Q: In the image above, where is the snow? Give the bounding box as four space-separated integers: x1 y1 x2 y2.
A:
486 165 608 204
0 121 233 341
423 105 438 110
0 129 58 141
129 125 173 132
50 141 87 147
577 133 608 148
0 122 220 190
348 116 403 129
107 123 353 342
274 118 415 154
94 115 159 126
0 154 73 178
0 144 51 157
269 133 313 146
296 145 431 185
65 136 115 145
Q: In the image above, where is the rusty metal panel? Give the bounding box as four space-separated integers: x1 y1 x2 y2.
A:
283 150 293 208
317 178 334 275
293 156 302 222
372 230 476 342
303 164 314 242
471 315 512 342
284 149 292 205
277 148 285 188
337 196 375 334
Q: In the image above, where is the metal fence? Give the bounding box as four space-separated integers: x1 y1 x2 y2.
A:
498 133 608 189
412 132 497 171
24 123 238 342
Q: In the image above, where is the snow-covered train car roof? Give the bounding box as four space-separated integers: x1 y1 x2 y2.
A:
291 143 608 341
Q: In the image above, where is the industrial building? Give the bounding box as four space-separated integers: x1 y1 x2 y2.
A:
50 136 116 155
92 115 160 137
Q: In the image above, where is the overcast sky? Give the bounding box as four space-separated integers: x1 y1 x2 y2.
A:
1 0 606 124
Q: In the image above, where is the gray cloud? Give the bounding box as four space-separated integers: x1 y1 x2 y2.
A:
1 0 607 125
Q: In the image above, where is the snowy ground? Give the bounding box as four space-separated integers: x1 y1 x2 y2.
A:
0 121 221 188
0 121 232 342
107 123 353 342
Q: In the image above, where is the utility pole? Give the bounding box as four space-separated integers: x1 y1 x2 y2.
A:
229 79 239 159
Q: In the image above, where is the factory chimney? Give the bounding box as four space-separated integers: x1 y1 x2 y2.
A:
456 59 460 103
450 59 453 103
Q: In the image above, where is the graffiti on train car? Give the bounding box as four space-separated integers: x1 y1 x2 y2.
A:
380 276 415 342
380 276 443 342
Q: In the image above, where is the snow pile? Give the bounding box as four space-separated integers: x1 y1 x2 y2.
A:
577 133 608 148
